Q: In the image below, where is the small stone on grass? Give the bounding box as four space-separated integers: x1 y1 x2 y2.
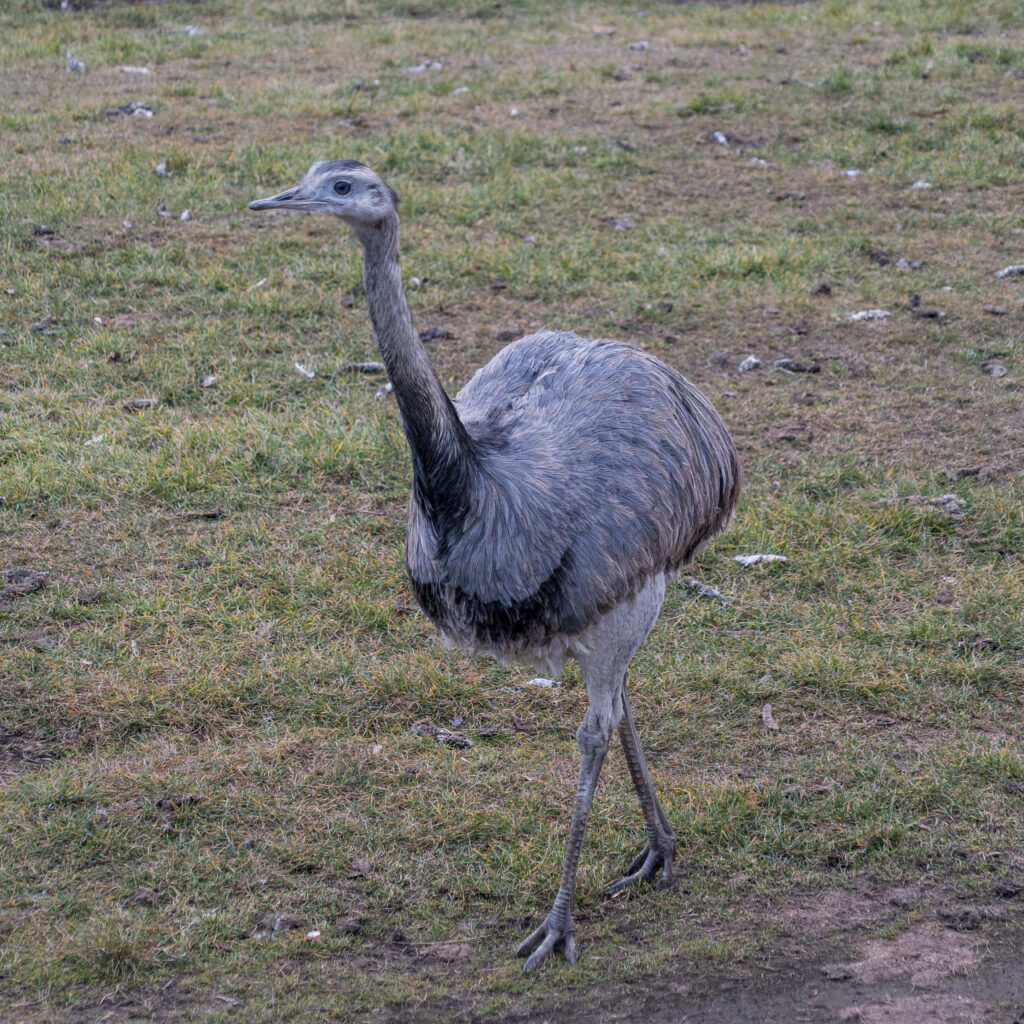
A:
734 553 787 566
254 912 303 934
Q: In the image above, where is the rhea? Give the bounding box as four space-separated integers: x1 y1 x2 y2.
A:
250 161 740 971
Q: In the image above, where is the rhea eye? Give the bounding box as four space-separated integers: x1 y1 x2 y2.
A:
333 180 352 196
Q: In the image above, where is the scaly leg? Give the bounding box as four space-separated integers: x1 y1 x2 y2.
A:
515 716 610 972
516 574 668 971
608 690 677 892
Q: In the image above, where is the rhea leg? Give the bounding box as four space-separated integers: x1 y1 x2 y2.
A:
607 690 677 892
515 700 616 971
516 575 667 971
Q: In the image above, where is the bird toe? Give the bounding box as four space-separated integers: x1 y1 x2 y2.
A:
608 840 676 893
516 915 578 972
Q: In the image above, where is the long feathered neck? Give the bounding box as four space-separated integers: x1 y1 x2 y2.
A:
357 213 475 523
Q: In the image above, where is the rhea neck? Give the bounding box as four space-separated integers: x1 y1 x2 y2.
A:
354 211 475 521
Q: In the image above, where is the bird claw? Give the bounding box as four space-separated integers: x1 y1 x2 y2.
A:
515 914 578 972
607 839 675 894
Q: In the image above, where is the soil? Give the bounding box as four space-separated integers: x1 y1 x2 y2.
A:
629 925 1024 1024
0 728 55 775
353 879 1024 1024
420 904 1024 1024
42 880 1021 1023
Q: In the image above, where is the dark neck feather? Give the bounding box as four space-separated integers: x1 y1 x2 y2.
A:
358 215 474 522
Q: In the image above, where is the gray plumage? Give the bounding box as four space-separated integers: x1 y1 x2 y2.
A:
418 331 738 671
250 160 740 972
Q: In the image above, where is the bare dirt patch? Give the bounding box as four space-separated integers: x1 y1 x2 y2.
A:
837 994 992 1024
343 909 1024 1024
0 727 56 776
0 567 49 609
32 910 1024 1024
776 884 901 940
825 924 984 988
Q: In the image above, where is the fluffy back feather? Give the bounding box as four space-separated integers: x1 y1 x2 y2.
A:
405 331 740 660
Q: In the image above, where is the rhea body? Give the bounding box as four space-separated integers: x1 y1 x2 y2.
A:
250 161 741 972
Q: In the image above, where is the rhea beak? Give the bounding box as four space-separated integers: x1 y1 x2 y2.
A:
248 187 299 210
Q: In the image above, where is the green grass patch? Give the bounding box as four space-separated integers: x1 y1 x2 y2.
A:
1 0 1023 1020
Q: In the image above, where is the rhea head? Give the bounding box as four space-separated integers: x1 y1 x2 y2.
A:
249 160 398 238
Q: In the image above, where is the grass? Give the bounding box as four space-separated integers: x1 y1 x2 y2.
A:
1 0 1022 1020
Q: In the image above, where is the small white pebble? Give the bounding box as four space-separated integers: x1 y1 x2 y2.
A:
910 180 932 190
451 86 469 96
510 106 518 117
738 354 761 372
180 209 193 221
711 130 728 146
748 157 768 166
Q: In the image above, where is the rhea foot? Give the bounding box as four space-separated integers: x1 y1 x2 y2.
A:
515 912 578 972
607 835 676 893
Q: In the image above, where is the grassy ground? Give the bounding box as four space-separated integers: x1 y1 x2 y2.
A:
1 0 1022 1021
